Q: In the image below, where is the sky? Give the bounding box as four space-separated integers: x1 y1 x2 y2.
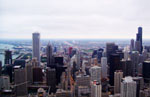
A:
0 0 150 39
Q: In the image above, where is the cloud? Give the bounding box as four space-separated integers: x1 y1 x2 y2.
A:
0 0 150 39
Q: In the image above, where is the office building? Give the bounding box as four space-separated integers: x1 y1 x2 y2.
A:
130 39 134 51
0 76 10 91
114 71 123 94
136 27 143 53
0 61 2 76
76 74 90 87
33 67 43 82
121 77 136 97
142 61 150 83
90 66 102 83
106 43 118 63
4 50 12 65
46 43 53 67
32 32 40 65
14 68 28 96
78 86 90 97
25 63 33 84
109 54 121 86
91 81 102 97
46 68 56 93
101 57 107 78
120 59 132 76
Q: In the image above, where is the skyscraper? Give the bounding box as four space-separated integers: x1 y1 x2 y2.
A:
114 70 123 94
136 27 143 53
91 81 102 97
46 43 53 67
4 50 12 65
90 66 101 83
101 57 107 78
32 32 40 65
109 54 121 86
130 39 134 51
142 61 150 83
121 77 136 97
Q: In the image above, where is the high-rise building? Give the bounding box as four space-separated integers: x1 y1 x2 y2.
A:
25 63 33 84
101 57 107 78
106 43 118 63
4 50 12 65
121 77 136 97
0 61 2 76
46 68 56 93
46 43 53 67
142 61 150 83
32 32 40 65
90 66 101 83
130 39 134 51
33 67 43 83
109 54 121 86
135 41 141 53
130 51 140 76
78 86 90 97
114 71 123 94
120 59 132 76
136 27 143 53
0 76 10 91
76 74 90 87
14 68 28 96
91 81 102 97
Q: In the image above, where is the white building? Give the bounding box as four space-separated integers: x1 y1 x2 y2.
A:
114 71 123 94
121 76 136 97
32 32 40 65
91 81 102 97
90 66 101 83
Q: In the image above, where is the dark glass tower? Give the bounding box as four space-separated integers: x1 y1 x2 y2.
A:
136 27 143 53
4 50 12 65
46 43 53 67
142 61 150 83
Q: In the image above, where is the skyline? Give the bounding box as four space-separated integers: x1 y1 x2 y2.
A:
1 0 150 39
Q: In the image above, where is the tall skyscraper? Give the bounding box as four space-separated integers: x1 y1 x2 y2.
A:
136 27 143 53
91 81 102 97
4 50 12 65
109 54 121 86
121 77 136 97
142 61 150 83
90 66 101 83
130 39 134 51
32 32 40 65
114 70 123 94
106 43 118 63
101 57 107 78
46 43 53 67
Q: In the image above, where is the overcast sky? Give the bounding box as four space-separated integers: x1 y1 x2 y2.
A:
0 0 150 39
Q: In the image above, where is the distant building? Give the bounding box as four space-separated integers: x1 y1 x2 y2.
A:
78 86 90 97
46 43 53 67
130 39 134 51
106 43 118 63
121 77 136 97
32 32 41 65
4 50 12 65
0 61 2 76
136 27 143 53
25 63 33 84
114 71 123 94
101 57 107 78
0 76 10 91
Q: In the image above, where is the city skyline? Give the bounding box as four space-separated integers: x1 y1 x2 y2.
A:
1 0 150 39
